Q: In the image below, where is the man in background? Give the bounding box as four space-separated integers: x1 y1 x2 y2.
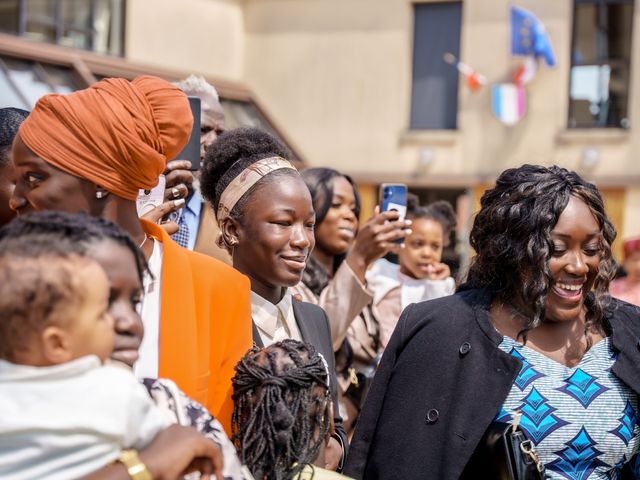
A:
172 75 231 264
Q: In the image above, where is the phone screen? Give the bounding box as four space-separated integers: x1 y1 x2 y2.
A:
173 96 201 170
136 175 166 218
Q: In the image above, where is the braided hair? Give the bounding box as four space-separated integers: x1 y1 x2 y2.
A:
232 339 331 480
0 107 29 165
459 164 617 340
0 211 148 282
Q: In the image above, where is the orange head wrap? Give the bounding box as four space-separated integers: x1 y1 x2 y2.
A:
18 75 193 200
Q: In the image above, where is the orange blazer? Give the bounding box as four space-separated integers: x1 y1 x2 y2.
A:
142 220 252 433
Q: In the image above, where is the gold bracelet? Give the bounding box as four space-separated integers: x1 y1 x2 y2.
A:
116 449 153 480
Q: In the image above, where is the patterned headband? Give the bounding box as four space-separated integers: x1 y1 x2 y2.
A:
217 156 297 222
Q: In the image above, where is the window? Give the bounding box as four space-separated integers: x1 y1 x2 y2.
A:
410 2 463 130
0 55 84 109
0 0 124 56
0 35 306 165
568 0 633 129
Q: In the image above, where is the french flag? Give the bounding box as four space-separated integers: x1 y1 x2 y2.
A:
491 83 526 126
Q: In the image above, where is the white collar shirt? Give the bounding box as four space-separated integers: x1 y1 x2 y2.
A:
135 238 163 379
251 290 302 346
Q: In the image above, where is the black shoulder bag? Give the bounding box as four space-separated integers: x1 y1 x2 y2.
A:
477 412 545 480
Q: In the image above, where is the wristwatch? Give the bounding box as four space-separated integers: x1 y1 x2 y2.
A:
116 449 153 480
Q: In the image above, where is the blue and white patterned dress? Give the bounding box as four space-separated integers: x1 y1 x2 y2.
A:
496 336 640 479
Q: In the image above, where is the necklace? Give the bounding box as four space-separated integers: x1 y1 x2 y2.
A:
139 234 149 249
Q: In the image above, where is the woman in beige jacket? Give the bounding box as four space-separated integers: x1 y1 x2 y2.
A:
291 168 410 431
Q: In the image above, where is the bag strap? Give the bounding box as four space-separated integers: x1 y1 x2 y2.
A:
511 411 545 476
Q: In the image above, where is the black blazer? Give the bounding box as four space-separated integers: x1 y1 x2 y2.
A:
252 299 349 465
344 289 640 480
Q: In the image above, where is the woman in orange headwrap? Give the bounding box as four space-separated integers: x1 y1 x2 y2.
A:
10 75 252 433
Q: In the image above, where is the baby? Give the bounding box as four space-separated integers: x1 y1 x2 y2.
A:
0 253 169 480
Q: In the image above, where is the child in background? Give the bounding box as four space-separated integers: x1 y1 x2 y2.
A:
366 194 457 348
0 253 172 480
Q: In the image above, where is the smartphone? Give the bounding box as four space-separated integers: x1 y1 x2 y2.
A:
379 183 408 220
379 183 408 245
173 96 201 170
136 175 166 218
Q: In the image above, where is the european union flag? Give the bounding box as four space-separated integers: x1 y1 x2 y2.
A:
511 6 556 67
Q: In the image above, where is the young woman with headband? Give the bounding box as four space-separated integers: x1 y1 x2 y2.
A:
200 127 348 472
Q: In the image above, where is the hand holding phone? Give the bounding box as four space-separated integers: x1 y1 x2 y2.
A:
344 184 412 280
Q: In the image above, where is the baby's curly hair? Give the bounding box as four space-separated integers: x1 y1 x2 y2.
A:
0 255 90 361
460 164 617 338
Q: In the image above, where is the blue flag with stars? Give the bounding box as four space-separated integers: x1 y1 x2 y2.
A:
511 5 556 67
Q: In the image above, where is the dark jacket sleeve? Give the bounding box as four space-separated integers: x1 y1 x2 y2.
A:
317 307 350 467
293 300 349 468
344 291 520 480
343 303 415 478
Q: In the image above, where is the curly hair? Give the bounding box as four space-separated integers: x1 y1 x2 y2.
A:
0 254 98 361
406 193 456 246
201 127 294 217
0 211 148 282
460 164 617 339
300 168 361 296
0 107 29 165
232 339 331 480
200 127 299 252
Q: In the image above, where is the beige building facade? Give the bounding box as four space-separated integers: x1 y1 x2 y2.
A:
123 0 640 258
1 0 637 258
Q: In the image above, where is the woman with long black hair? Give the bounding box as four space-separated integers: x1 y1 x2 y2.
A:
292 168 411 350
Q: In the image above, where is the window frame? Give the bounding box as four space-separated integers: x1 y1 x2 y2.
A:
9 0 127 57
409 1 463 131
567 0 634 129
